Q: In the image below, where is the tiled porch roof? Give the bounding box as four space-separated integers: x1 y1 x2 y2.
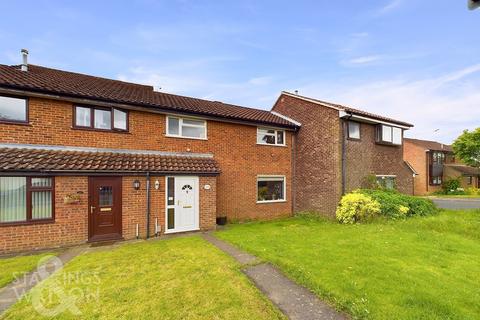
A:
0 144 220 175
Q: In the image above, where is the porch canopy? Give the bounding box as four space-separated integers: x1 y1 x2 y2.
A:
0 144 220 175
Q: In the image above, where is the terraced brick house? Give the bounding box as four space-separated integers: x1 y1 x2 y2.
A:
404 138 480 195
0 56 297 254
272 91 416 216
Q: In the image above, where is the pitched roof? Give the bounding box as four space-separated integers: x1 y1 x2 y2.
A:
445 164 480 176
279 91 413 127
404 138 453 152
0 64 297 128
0 145 220 174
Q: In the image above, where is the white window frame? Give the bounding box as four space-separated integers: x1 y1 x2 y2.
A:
377 125 402 145
166 116 207 140
348 121 361 139
256 128 286 147
256 175 287 204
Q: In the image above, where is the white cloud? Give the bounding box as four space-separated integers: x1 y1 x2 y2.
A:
298 64 480 144
376 0 403 15
344 55 383 65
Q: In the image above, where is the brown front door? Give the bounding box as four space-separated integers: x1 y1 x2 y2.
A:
88 177 122 242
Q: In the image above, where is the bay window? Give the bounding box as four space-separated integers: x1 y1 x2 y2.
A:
257 128 285 146
0 95 28 123
257 176 286 203
0 177 54 224
376 125 402 145
74 105 128 131
166 116 207 139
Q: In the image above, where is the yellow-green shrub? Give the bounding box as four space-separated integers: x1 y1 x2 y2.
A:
336 193 381 224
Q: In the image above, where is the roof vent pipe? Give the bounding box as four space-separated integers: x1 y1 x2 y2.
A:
20 49 29 72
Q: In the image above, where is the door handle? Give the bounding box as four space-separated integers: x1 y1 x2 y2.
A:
90 206 96 214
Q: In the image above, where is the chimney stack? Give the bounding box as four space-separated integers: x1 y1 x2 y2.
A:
294 90 299 95
20 49 29 72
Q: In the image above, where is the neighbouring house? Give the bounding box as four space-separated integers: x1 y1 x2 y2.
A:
272 91 416 216
0 57 297 254
404 138 479 195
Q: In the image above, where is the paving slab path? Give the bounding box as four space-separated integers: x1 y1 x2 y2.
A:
430 198 480 210
0 246 87 315
202 233 348 320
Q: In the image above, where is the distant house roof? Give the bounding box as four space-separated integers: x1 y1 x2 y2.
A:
0 144 220 175
0 64 297 129
404 138 453 152
445 164 479 176
278 91 413 127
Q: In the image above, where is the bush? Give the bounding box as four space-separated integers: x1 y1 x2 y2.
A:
336 193 381 224
465 187 480 196
356 189 436 218
442 177 463 194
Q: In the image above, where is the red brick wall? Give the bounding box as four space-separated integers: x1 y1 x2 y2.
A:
273 94 414 216
345 121 414 195
272 95 342 216
0 175 217 255
0 97 293 222
403 140 441 195
0 177 89 254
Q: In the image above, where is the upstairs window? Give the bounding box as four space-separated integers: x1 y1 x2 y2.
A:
347 121 360 139
74 106 128 131
257 128 285 146
376 125 402 145
0 95 28 123
0 177 54 224
167 116 207 139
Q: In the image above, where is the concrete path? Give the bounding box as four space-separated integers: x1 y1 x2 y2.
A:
202 233 347 320
431 198 480 210
0 246 86 315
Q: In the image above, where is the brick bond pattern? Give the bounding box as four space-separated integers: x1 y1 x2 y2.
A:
273 94 413 217
0 97 292 254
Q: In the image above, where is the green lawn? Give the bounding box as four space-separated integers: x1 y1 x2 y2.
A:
1 236 284 320
0 252 55 288
216 210 480 320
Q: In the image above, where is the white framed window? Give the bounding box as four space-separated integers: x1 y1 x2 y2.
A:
376 125 402 145
257 128 286 146
376 175 396 190
348 121 360 139
166 116 207 140
257 176 286 203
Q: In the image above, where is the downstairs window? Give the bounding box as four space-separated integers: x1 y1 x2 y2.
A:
0 177 54 224
376 175 396 190
257 176 286 203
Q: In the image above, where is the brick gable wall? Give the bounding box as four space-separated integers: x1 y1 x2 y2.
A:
272 95 342 216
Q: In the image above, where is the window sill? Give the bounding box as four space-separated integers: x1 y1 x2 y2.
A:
165 134 208 141
0 219 55 227
347 137 361 141
0 120 31 126
376 141 402 147
256 143 287 148
257 200 287 204
71 127 130 134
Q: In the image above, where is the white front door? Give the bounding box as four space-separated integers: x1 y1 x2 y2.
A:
165 176 199 233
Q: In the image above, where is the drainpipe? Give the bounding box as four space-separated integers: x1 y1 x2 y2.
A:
146 172 151 239
341 114 353 195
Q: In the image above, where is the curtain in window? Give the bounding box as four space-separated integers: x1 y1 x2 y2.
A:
0 177 27 222
32 191 52 220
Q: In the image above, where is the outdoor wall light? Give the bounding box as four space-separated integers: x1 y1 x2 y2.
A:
133 180 141 190
154 180 160 190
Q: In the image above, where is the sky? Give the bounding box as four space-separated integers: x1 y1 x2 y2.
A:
0 0 479 143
